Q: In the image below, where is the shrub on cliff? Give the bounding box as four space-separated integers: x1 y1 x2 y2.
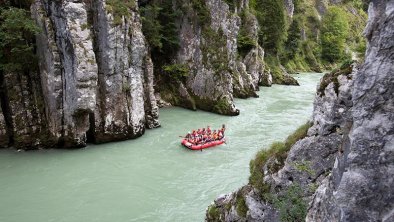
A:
162 64 189 82
249 122 311 197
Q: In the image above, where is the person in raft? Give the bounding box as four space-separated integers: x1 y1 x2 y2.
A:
185 125 225 145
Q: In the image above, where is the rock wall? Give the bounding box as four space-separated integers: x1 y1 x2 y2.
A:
206 0 393 221
206 63 356 222
162 0 271 115
92 0 159 143
0 0 159 150
307 0 394 220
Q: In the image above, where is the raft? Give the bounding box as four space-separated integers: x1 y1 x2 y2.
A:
181 138 226 150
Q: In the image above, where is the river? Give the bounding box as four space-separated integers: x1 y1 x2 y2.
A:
0 73 323 222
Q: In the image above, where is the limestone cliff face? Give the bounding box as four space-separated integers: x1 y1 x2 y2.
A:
161 0 270 115
32 0 98 148
0 0 159 149
91 0 159 143
307 1 394 220
206 63 356 222
206 1 393 221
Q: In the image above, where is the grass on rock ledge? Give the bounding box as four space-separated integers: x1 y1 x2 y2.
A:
249 122 312 195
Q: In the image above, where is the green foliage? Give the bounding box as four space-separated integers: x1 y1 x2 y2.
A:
321 6 350 63
190 0 211 25
237 10 257 58
237 33 256 57
177 0 211 25
0 7 40 72
250 0 287 55
284 122 311 148
212 97 231 114
206 205 221 221
223 0 237 11
293 161 315 175
283 17 302 60
162 64 189 82
201 26 229 75
105 0 135 26
308 182 319 193
249 122 311 197
141 1 180 54
236 194 248 218
280 0 324 72
140 4 163 49
272 183 308 222
265 55 284 83
344 2 368 60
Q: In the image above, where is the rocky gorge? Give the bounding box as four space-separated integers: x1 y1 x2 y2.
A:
1 0 391 221
206 0 394 221
0 0 284 150
1 0 361 150
0 0 367 150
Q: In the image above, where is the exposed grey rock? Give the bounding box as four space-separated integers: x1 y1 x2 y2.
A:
143 56 160 129
171 0 269 115
32 0 63 145
91 0 159 142
0 0 161 149
307 1 394 220
37 0 98 147
206 45 356 222
1 70 53 149
154 93 172 108
270 65 299 86
174 0 238 115
284 0 294 18
243 46 268 88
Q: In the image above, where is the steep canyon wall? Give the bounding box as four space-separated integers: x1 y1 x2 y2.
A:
206 0 393 221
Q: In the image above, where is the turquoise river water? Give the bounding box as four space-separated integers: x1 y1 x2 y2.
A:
0 73 323 222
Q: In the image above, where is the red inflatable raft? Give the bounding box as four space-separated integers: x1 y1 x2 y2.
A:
181 138 226 150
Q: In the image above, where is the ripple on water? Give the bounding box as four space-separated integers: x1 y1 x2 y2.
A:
0 73 323 222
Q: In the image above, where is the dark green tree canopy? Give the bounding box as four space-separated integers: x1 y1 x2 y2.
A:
0 6 40 73
251 0 287 55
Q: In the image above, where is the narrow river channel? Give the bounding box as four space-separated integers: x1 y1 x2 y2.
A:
0 73 323 222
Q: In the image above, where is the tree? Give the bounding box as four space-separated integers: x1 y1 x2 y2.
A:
321 7 349 63
251 0 287 55
283 17 302 60
0 7 40 73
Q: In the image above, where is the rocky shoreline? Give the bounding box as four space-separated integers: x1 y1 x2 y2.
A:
205 1 394 221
